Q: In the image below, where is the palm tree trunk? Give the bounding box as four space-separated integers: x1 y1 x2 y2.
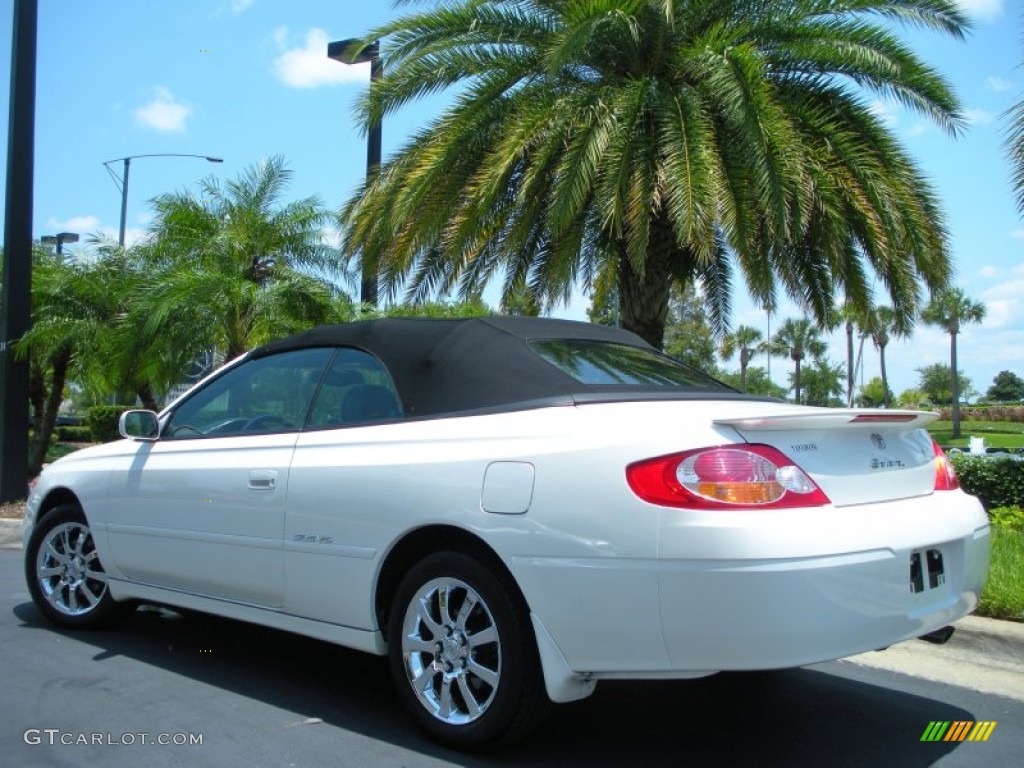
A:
846 321 854 407
794 358 802 404
136 381 159 412
28 345 72 477
739 348 749 392
616 220 676 349
879 345 890 408
950 332 961 439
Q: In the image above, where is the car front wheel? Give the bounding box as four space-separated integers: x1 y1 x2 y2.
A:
387 550 548 748
25 504 116 629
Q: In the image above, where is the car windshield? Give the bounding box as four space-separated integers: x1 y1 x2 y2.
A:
530 339 727 390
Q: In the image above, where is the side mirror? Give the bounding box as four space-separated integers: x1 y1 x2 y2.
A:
119 410 160 441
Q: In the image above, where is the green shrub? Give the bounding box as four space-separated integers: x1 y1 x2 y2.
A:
940 405 1024 423
950 454 1024 509
55 425 92 443
87 405 136 444
989 505 1024 531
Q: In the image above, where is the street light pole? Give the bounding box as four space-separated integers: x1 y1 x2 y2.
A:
327 38 382 306
0 0 38 503
103 153 224 247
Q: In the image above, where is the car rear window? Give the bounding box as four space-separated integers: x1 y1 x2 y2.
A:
530 339 726 389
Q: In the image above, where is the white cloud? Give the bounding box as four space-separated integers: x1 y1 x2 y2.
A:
981 280 1024 330
964 108 995 125
1012 229 1024 239
210 0 253 19
47 215 100 233
134 87 192 133
45 216 146 248
956 0 1004 22
868 100 899 128
905 123 927 138
985 75 1015 92
983 299 1015 329
980 265 999 278
272 27 371 89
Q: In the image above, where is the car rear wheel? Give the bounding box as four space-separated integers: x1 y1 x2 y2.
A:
25 504 116 629
387 550 548 748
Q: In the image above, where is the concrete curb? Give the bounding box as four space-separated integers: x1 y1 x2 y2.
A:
0 518 22 550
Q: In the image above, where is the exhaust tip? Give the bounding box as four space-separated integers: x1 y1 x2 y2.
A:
919 625 956 645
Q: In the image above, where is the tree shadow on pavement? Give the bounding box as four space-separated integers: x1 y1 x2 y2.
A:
13 601 971 767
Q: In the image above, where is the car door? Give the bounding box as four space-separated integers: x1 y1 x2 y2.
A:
105 347 333 608
284 347 406 627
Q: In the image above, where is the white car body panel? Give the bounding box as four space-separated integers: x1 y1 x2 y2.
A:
24 332 991 710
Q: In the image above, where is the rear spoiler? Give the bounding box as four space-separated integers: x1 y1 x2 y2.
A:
714 409 938 431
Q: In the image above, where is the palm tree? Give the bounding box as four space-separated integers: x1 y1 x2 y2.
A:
799 357 846 407
141 156 342 361
837 301 872 407
720 325 765 392
864 305 907 409
341 0 966 349
770 318 828 404
1007 64 1024 214
16 248 124 474
922 288 986 438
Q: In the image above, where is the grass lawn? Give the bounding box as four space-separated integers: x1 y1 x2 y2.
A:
977 526 1024 622
926 420 1024 449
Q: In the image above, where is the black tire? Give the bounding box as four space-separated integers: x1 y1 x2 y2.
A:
387 550 549 749
25 504 117 629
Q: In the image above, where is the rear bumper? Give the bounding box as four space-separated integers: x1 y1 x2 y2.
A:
513 491 991 676
656 526 990 670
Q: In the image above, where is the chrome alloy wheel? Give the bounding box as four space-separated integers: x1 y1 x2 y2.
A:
401 577 502 725
35 521 109 617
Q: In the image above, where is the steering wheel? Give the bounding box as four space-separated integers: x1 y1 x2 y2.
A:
168 424 203 437
241 414 293 432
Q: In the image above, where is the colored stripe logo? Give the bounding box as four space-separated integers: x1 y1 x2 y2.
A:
921 721 997 742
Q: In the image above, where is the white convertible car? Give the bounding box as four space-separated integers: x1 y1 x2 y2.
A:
24 317 990 747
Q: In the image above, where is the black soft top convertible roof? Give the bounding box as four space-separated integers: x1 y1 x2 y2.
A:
252 316 735 418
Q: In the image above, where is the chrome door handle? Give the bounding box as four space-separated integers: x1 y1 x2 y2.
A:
248 470 278 490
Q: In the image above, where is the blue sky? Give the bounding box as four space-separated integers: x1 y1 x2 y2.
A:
1 0 1022 399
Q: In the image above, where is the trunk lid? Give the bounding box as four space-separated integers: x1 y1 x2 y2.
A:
714 409 939 507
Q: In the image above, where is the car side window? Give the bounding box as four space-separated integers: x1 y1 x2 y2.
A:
164 348 333 439
306 347 403 428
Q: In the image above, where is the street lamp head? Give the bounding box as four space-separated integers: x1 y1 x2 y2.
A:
327 38 379 65
206 157 224 163
41 232 79 245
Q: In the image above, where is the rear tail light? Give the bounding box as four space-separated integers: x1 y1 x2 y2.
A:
626 445 830 510
932 441 959 491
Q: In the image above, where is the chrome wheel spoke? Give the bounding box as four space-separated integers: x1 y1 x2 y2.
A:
466 659 499 689
83 566 108 584
416 599 443 639
457 674 482 718
412 666 436 696
455 593 477 631
79 583 102 607
45 540 69 566
45 585 66 610
405 636 436 654
438 676 453 719
467 625 497 648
